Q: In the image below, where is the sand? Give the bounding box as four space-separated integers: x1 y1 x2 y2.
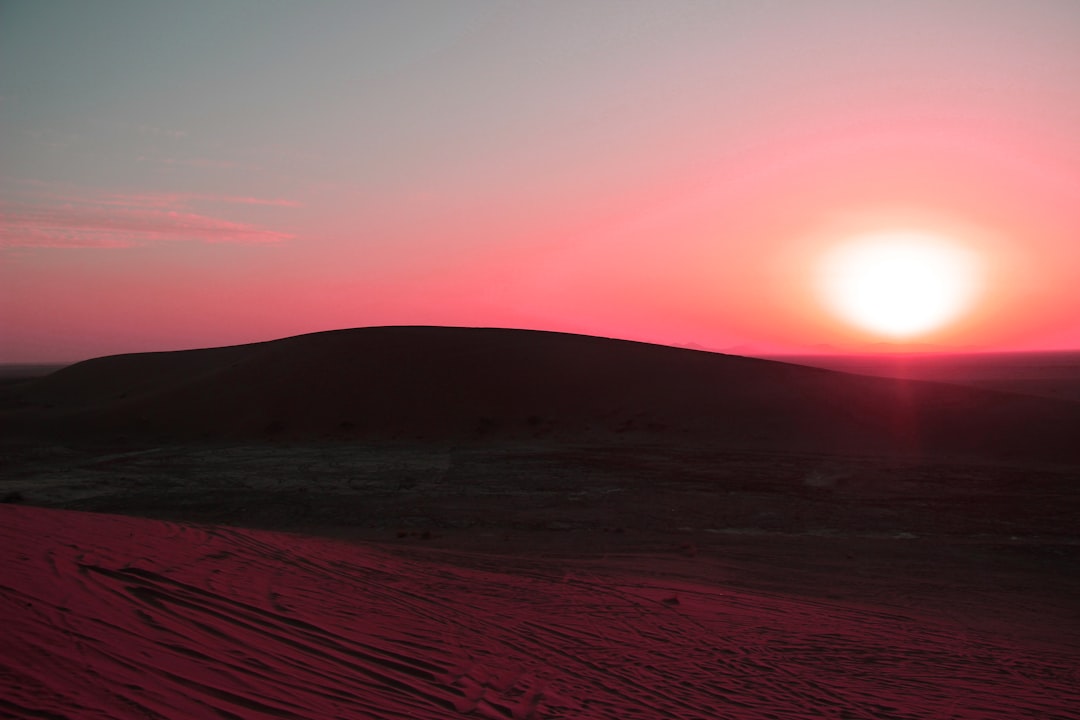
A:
4 504 1078 720
2 327 1078 718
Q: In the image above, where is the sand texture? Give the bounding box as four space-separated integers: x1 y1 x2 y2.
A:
4 504 1078 720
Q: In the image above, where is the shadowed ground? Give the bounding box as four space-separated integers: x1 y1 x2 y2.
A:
2 328 1078 718
2 327 1080 462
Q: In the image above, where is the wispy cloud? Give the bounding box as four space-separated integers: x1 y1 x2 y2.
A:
90 190 302 209
0 183 298 249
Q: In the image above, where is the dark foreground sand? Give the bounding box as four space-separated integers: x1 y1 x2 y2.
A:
3 504 1078 720
2 328 1078 718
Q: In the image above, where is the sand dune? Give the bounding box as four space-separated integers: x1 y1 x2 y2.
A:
4 504 1077 720
3 326 1079 461
4 328 1078 719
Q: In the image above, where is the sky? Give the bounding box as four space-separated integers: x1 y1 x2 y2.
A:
2 1 1079 362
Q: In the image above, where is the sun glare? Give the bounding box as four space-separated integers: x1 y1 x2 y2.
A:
817 231 981 340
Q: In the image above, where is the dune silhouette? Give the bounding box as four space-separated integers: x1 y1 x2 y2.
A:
3 326 1078 461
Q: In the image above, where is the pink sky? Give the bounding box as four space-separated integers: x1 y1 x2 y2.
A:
2 2 1079 362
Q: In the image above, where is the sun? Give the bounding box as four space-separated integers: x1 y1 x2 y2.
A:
816 231 981 339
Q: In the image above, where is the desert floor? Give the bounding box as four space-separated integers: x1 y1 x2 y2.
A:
2 342 1078 718
3 439 1078 719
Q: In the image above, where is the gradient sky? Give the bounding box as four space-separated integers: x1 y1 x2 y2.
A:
2 1 1079 362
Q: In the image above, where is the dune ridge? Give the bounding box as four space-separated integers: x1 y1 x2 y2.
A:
3 326 1079 461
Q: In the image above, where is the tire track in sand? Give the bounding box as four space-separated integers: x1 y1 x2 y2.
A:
3 505 1078 720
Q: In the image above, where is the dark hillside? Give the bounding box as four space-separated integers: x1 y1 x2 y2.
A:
3 326 1078 462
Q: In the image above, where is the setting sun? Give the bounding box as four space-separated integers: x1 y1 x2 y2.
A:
817 232 981 339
